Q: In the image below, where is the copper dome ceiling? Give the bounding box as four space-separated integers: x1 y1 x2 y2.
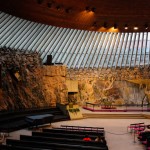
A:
0 0 150 32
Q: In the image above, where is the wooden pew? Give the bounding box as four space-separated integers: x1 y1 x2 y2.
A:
0 144 45 150
6 139 108 150
61 125 104 132
20 135 108 148
43 128 104 136
32 131 98 140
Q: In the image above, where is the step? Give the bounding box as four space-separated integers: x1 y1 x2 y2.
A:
82 113 146 119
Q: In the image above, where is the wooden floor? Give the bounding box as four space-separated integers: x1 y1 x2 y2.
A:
4 108 150 150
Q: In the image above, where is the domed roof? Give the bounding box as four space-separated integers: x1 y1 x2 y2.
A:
0 0 150 32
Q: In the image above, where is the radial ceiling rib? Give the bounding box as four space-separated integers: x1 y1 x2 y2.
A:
0 11 150 69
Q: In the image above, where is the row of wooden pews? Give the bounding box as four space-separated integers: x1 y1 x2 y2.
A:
0 125 109 150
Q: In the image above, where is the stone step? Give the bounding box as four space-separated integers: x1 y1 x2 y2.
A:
82 113 146 119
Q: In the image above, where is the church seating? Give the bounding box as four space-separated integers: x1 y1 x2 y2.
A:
20 134 107 148
61 125 104 131
0 144 45 150
42 128 105 136
6 138 108 150
3 125 108 150
32 131 98 139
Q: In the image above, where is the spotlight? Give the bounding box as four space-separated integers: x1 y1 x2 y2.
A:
91 7 96 12
144 24 148 30
134 25 138 30
65 8 72 13
124 24 128 30
37 0 43 4
47 2 52 8
56 5 61 10
93 21 97 27
114 23 117 29
103 22 107 28
85 6 90 11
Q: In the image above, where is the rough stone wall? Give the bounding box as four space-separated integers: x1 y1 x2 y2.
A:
0 48 68 110
0 47 150 110
0 48 48 110
42 65 68 106
67 68 150 106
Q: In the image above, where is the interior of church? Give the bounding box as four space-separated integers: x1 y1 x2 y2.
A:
0 0 150 150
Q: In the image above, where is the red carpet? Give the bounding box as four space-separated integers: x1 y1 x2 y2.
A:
82 106 150 112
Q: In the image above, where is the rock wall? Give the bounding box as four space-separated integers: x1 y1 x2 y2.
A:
0 47 68 110
0 47 150 110
67 68 150 106
0 48 47 110
42 65 68 106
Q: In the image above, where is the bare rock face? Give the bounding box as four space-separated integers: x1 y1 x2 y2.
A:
0 47 47 110
0 47 68 110
67 68 150 106
43 65 66 77
0 47 150 110
42 65 68 106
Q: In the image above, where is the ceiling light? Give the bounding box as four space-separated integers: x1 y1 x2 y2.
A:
124 24 128 30
134 26 138 30
103 22 107 28
114 23 117 29
91 7 96 12
144 24 148 30
47 2 52 8
85 6 90 11
93 22 97 27
65 8 72 13
37 0 43 4
56 5 61 10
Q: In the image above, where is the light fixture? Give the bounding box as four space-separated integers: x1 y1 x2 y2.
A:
85 6 96 12
91 7 96 12
65 8 72 13
56 5 61 10
37 0 43 4
134 26 138 30
93 21 97 27
47 2 52 8
124 24 128 30
85 6 90 11
144 24 148 30
103 22 107 28
114 23 117 29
